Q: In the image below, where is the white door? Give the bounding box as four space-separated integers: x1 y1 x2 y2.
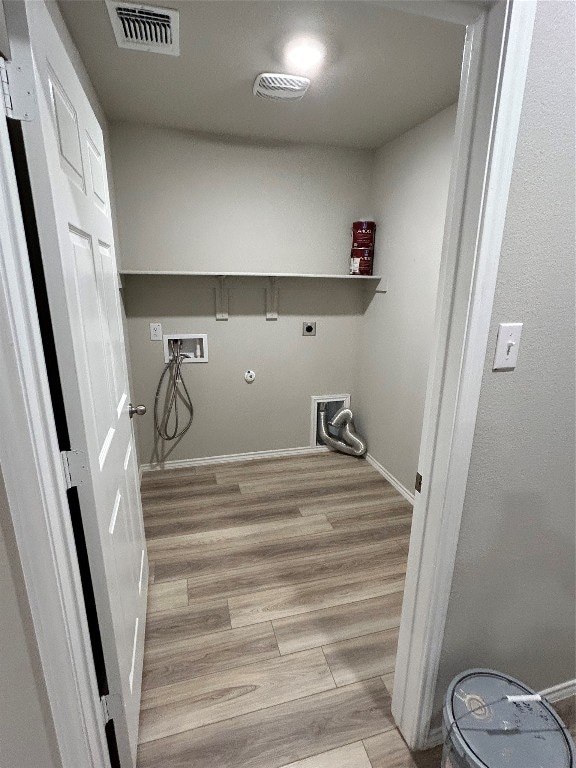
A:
10 3 147 765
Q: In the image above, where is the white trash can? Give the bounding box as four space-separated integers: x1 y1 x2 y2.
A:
442 669 575 768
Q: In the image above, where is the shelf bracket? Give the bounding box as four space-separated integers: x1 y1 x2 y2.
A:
266 277 279 320
374 277 388 294
215 276 229 320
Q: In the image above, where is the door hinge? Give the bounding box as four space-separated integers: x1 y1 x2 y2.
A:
0 58 35 121
60 449 88 490
415 472 423 494
99 693 121 727
60 451 73 489
100 694 111 724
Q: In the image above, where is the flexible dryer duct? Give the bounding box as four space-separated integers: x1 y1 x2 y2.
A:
317 403 367 457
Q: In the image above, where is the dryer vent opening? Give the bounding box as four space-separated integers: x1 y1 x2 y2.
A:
316 400 345 447
311 395 350 447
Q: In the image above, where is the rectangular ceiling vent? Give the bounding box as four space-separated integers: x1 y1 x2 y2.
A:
106 2 179 56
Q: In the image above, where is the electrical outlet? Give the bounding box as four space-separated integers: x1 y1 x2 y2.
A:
303 322 316 336
150 322 162 341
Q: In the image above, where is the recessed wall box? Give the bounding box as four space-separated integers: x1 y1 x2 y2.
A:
310 394 351 447
163 334 208 363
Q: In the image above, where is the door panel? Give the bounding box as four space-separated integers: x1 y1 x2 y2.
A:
48 65 85 189
16 2 148 765
87 135 108 212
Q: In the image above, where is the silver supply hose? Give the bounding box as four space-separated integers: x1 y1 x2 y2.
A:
317 403 367 457
154 339 194 441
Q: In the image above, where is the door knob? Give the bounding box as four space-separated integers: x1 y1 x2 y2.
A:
129 404 146 418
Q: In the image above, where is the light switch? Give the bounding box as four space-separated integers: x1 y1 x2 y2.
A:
493 322 523 370
150 322 162 341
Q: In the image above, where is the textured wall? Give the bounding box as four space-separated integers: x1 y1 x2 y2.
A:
0 0 9 59
113 124 377 463
111 123 373 276
355 105 456 491
434 0 576 723
116 113 455 468
124 275 366 463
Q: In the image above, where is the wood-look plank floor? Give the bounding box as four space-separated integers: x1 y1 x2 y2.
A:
137 452 442 768
554 696 576 738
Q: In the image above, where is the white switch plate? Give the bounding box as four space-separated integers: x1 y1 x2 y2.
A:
493 322 523 370
150 322 162 341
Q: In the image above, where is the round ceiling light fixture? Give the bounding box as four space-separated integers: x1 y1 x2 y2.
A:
283 36 326 75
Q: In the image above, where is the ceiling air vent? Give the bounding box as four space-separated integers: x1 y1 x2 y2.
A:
106 2 179 56
253 73 310 101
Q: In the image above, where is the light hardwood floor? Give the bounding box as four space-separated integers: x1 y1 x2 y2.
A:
137 452 442 767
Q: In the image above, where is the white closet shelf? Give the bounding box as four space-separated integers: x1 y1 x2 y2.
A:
119 270 381 280
119 271 382 320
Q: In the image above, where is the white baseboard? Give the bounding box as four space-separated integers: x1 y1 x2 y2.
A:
140 445 330 473
365 453 415 504
426 726 444 749
424 678 576 750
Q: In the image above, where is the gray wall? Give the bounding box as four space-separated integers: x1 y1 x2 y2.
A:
114 116 456 468
0 0 9 59
124 276 366 463
113 124 377 463
434 0 576 723
111 123 373 275
0 468 61 768
355 105 456 491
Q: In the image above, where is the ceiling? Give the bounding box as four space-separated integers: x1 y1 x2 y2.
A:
57 0 465 149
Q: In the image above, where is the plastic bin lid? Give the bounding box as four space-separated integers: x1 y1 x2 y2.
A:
445 670 574 768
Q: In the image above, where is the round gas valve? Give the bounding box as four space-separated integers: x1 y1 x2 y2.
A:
244 370 256 383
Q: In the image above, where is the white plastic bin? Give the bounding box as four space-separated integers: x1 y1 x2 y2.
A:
442 669 575 768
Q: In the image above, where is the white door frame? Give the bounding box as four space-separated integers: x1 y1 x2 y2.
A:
0 0 535 762
0 65 110 768
391 0 537 749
